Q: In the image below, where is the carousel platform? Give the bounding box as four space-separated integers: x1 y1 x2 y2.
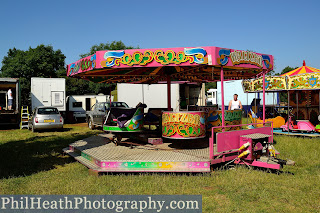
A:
273 129 320 137
63 134 211 173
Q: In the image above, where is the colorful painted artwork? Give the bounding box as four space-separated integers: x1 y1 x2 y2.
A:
216 48 273 69
68 54 96 76
67 46 274 80
207 110 242 132
80 152 210 171
162 111 206 139
242 80 252 92
103 108 144 132
243 73 320 92
101 48 208 68
243 76 287 92
99 161 210 171
288 73 320 90
253 76 286 92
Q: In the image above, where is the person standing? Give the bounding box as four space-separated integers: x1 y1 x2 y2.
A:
7 88 13 110
228 94 243 110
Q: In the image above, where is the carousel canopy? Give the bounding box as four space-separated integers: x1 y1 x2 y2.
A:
67 46 273 84
243 61 320 92
280 60 320 76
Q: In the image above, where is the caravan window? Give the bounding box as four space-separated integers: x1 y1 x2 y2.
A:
73 102 82 108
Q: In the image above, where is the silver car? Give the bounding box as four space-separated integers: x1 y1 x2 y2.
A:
28 107 64 132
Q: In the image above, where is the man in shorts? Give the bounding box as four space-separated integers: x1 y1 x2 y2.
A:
7 88 13 110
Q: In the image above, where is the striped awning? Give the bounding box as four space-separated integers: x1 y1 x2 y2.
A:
281 60 320 77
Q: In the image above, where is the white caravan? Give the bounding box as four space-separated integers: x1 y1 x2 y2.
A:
67 94 110 120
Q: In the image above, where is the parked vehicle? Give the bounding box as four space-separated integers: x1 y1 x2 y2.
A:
66 94 110 122
28 106 64 132
86 102 129 130
0 78 20 127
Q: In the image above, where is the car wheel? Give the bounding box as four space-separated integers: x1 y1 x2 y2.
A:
88 118 95 130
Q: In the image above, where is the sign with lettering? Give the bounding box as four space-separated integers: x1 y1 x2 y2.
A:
207 109 242 132
66 46 274 78
216 48 273 70
100 47 208 68
162 111 206 139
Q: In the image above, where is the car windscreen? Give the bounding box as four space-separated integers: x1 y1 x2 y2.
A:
102 103 110 110
37 108 59 115
111 102 129 108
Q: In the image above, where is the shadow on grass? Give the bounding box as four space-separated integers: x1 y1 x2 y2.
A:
35 128 72 133
0 124 20 131
0 130 99 179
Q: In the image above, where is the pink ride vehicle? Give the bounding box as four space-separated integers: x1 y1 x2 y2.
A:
281 116 316 133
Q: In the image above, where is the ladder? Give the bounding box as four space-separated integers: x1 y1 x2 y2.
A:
20 106 29 129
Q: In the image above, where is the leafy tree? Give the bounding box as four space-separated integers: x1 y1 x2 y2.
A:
280 66 298 75
62 41 138 96
205 82 217 91
266 70 276 76
1 45 66 106
80 41 136 58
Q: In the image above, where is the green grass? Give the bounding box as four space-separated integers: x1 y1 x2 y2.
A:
0 124 320 212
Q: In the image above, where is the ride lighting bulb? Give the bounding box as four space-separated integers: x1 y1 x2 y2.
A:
60 117 63 122
238 150 251 158
35 117 38 123
239 142 250 151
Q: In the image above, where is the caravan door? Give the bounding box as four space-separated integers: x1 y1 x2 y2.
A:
51 91 64 108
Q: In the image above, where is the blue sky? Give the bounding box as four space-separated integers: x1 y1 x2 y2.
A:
0 0 319 73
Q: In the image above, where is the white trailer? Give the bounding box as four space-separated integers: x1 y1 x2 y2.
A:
117 83 206 111
217 80 278 111
31 78 66 112
66 94 110 120
206 88 218 105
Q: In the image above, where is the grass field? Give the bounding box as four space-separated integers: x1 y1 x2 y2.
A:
0 124 319 212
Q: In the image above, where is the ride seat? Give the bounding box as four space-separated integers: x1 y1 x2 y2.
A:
105 107 137 126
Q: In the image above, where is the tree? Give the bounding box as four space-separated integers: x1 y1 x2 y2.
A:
1 45 66 106
62 41 138 96
205 82 217 91
80 41 136 58
280 66 298 75
266 70 276 76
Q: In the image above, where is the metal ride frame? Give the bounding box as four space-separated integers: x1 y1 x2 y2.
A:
64 46 289 173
